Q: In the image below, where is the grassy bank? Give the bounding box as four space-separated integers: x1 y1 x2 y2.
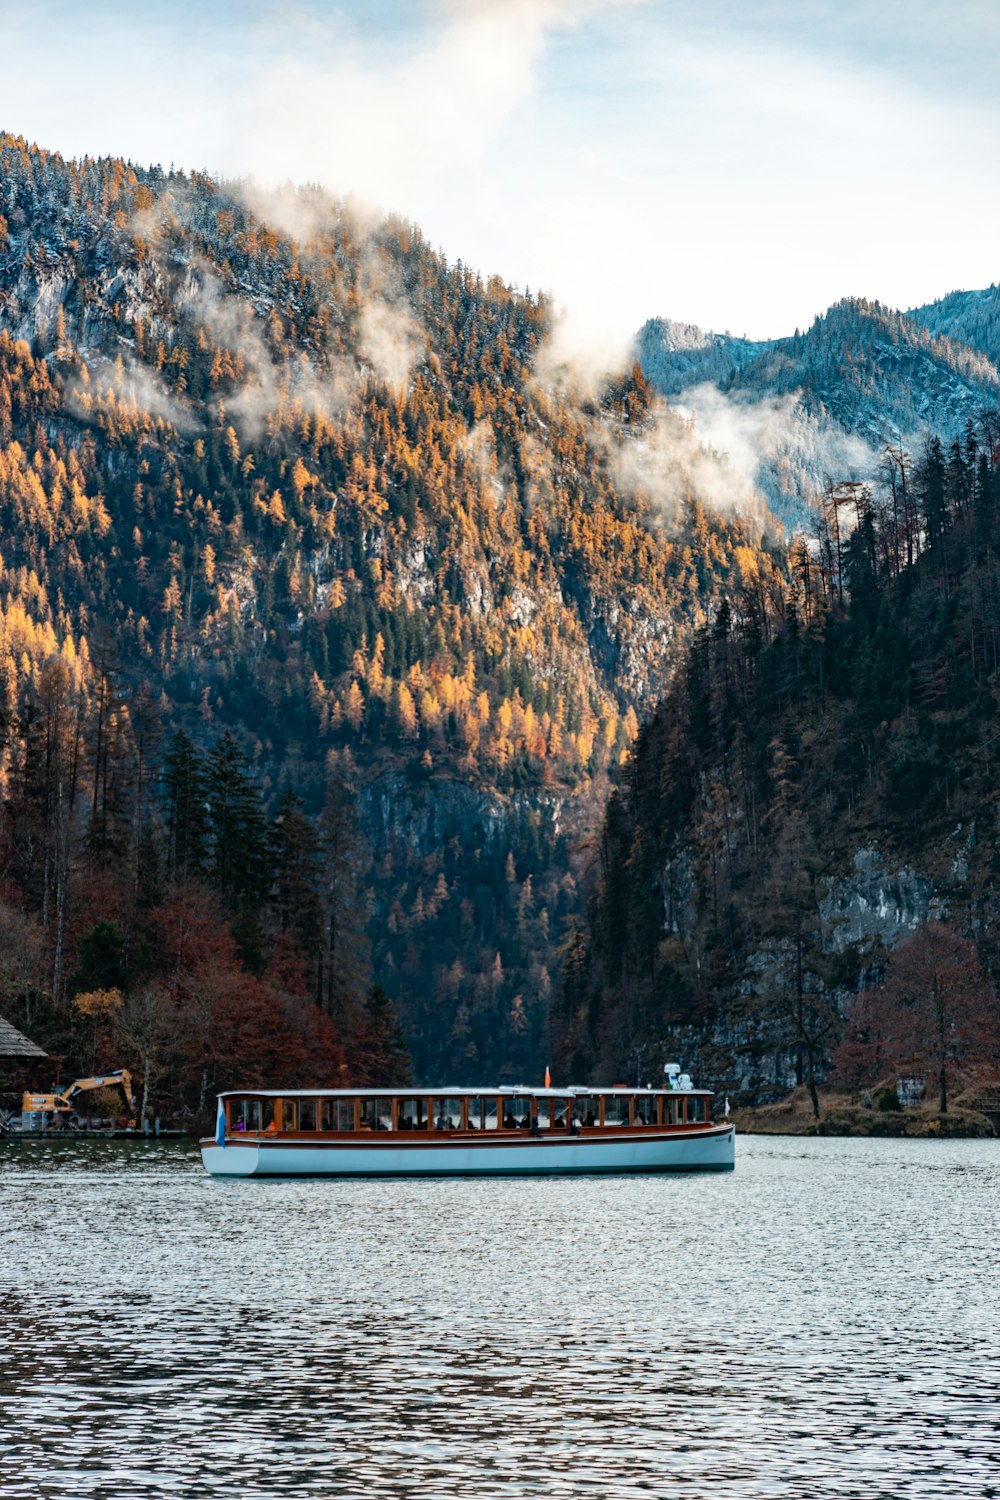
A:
732 1086 997 1138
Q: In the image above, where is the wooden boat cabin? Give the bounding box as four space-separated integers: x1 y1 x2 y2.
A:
222 1085 715 1136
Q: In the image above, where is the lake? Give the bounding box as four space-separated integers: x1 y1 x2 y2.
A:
1 1134 998 1499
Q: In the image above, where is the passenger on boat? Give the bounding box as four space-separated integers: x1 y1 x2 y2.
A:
503 1111 517 1129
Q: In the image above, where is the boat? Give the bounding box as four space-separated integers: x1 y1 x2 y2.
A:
200 1079 735 1177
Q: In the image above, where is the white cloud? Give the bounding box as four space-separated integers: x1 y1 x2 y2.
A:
358 299 425 396
227 1 628 218
67 354 201 435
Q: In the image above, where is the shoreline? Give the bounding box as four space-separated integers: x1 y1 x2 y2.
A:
732 1088 997 1139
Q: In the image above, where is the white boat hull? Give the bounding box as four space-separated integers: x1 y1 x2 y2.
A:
201 1126 735 1177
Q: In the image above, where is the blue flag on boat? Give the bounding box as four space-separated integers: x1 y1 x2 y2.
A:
215 1099 226 1147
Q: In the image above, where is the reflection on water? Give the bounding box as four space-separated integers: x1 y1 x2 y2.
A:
2 1135 999 1498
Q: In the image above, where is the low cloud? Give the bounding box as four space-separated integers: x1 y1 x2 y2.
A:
531 302 633 400
601 384 881 530
606 398 761 523
67 353 200 435
358 299 425 398
676 383 880 517
172 260 365 437
678 383 876 481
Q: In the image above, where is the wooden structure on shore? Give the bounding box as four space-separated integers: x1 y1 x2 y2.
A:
0 1014 46 1063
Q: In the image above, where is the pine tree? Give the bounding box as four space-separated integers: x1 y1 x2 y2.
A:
357 983 411 1086
270 789 323 956
206 731 269 908
920 435 949 554
162 730 209 880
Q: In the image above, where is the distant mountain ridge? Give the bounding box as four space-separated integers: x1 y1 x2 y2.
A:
636 292 1000 526
728 298 998 440
633 318 770 394
907 284 1000 366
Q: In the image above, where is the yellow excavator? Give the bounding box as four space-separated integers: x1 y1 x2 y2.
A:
22 1070 137 1129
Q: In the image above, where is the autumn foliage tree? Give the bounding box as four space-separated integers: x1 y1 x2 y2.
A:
836 924 1000 1112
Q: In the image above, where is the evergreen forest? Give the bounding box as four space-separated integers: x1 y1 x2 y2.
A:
556 415 1000 1110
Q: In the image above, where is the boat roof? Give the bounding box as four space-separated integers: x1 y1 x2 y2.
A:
218 1085 714 1099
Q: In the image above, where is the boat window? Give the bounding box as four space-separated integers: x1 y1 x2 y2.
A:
433 1098 463 1130
602 1094 631 1126
634 1096 657 1126
261 1099 276 1132
501 1097 532 1129
396 1098 427 1130
536 1100 551 1128
466 1096 495 1130
664 1096 681 1126
551 1097 570 1129
319 1098 356 1131
279 1100 298 1132
573 1095 598 1128
234 1098 262 1132
688 1096 706 1123
361 1098 393 1131
299 1099 316 1132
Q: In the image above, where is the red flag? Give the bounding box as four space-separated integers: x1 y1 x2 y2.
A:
544 1066 551 1088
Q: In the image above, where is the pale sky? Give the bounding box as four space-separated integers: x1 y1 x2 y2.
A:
3 0 998 351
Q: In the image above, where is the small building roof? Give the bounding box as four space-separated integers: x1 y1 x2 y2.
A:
0 1013 47 1060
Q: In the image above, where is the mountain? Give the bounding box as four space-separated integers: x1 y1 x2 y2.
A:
907 284 1000 366
636 298 1000 528
634 318 769 394
727 298 999 440
555 414 1000 1103
0 132 785 1091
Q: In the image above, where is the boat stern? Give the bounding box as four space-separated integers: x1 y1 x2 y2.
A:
200 1139 259 1176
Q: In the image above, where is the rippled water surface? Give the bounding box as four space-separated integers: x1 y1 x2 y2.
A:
2 1135 999 1499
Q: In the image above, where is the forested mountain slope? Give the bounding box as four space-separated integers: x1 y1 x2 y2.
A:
727 299 999 442
555 412 1000 1101
0 133 784 1092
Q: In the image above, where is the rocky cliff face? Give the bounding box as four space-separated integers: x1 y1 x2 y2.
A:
671 847 947 1099
818 848 944 952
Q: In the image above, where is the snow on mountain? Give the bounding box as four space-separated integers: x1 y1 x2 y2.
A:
634 318 770 394
907 285 1000 367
